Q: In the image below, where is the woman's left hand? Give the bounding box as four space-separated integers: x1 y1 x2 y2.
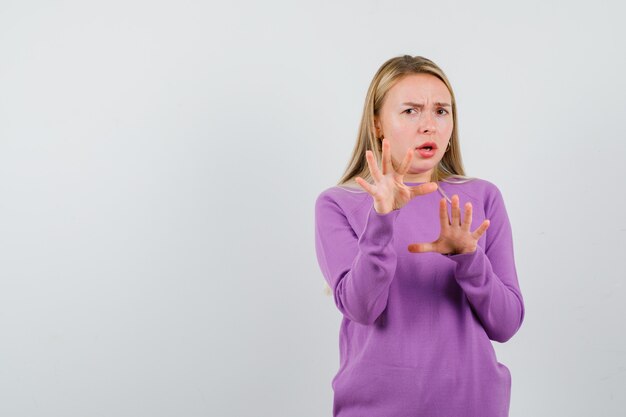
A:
407 194 490 255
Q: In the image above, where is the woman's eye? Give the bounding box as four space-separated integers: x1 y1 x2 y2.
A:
405 108 448 115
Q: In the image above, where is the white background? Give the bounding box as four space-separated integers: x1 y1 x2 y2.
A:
1 0 625 416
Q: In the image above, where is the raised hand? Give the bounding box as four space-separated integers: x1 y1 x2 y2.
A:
407 194 490 255
355 138 438 214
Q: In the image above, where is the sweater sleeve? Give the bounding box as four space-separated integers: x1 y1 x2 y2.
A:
314 192 400 325
446 185 525 343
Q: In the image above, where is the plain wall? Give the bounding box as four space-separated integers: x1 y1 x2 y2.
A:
1 0 624 416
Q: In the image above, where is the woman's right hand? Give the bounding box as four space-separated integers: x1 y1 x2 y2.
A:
355 138 439 214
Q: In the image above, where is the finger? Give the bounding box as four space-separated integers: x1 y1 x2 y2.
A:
355 176 376 196
439 197 451 228
451 195 460 226
365 150 383 183
462 202 472 231
381 139 392 176
407 242 437 253
397 147 413 175
472 219 490 240
410 182 438 199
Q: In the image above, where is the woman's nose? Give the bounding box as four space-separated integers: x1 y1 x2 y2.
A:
419 111 437 133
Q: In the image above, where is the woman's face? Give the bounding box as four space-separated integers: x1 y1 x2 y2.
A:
374 73 454 183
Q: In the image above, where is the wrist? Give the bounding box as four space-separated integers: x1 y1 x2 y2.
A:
459 247 476 255
373 204 394 215
447 246 477 256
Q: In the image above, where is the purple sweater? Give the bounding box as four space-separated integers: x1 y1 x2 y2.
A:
314 178 525 417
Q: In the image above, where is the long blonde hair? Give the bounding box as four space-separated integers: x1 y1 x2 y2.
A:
323 55 475 296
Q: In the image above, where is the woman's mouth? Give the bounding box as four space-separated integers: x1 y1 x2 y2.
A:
416 142 437 158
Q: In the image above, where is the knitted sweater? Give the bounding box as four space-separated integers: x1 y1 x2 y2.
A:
314 178 525 417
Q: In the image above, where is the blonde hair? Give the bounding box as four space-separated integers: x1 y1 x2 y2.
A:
322 55 475 296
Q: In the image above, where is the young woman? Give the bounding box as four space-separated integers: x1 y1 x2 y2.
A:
314 55 525 417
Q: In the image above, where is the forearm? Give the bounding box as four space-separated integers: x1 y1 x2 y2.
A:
448 245 525 342
316 204 400 325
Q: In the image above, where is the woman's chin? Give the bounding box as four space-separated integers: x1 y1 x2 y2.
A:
408 163 435 175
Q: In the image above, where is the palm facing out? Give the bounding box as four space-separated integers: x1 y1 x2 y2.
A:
407 194 490 256
355 139 438 214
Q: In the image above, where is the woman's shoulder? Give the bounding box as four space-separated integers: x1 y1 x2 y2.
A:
440 176 504 201
315 182 371 216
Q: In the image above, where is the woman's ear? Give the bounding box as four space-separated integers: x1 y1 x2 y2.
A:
374 117 383 139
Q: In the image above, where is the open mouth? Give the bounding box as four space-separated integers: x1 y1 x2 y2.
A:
415 142 437 158
416 142 437 152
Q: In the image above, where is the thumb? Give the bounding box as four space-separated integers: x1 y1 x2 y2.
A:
407 242 436 253
410 182 438 198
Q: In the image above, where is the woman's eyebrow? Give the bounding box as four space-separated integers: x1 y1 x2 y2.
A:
402 101 451 108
